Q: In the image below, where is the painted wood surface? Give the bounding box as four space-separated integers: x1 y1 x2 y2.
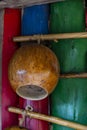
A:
20 5 49 130
0 0 63 8
2 9 21 130
50 0 87 130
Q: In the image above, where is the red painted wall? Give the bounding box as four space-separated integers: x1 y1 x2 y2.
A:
2 9 21 130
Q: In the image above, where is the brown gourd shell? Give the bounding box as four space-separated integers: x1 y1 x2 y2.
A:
8 44 60 100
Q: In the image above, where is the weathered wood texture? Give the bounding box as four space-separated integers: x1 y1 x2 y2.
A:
20 5 49 130
2 9 21 130
0 0 64 8
0 9 4 130
50 1 87 130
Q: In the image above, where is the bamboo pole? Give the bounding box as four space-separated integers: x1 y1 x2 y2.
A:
8 107 87 130
13 32 87 42
60 73 87 78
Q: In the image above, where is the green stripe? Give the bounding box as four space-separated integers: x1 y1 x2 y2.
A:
50 0 87 130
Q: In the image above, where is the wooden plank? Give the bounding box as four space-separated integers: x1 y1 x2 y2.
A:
50 0 87 130
0 9 4 130
2 9 21 130
20 5 49 130
0 0 64 8
0 2 6 8
0 9 4 107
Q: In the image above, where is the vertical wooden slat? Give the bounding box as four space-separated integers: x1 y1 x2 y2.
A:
0 9 4 130
20 5 49 130
2 9 21 130
50 0 87 130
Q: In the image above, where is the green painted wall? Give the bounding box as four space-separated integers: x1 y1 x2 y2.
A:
50 0 87 129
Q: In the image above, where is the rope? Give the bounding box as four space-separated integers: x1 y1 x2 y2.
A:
19 105 33 127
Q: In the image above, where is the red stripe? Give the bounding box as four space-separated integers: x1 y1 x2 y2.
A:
19 98 49 130
85 8 87 29
2 9 21 129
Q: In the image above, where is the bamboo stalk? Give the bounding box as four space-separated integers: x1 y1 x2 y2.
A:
13 32 87 42
8 107 87 130
60 73 87 78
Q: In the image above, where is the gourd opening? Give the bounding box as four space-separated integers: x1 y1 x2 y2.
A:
16 85 48 100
